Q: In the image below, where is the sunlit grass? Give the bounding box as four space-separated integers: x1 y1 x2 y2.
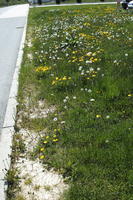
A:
18 5 133 200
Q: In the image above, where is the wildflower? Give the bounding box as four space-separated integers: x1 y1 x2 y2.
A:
92 52 96 56
96 115 101 118
53 134 57 138
35 66 51 72
46 136 49 139
43 141 48 144
63 99 67 103
40 155 45 159
79 66 82 71
97 67 100 71
88 89 92 93
40 148 45 152
53 117 58 121
86 52 92 56
89 67 94 72
106 115 110 119
62 76 67 80
125 53 128 57
86 60 92 64
93 58 98 62
128 94 132 97
73 96 76 99
90 98 95 102
53 138 59 142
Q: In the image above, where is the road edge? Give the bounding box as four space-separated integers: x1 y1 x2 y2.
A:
0 4 29 200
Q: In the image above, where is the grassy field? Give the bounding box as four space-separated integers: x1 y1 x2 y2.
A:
13 5 133 200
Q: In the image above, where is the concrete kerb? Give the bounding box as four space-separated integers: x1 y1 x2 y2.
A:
30 2 116 8
0 4 29 200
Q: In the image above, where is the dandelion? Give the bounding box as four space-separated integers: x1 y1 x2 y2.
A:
90 98 95 102
86 60 92 64
86 52 92 56
79 66 83 71
40 155 45 159
43 141 48 144
53 138 59 142
63 99 67 103
106 115 110 119
90 67 94 72
62 76 67 80
128 94 132 97
96 115 101 118
40 148 45 152
35 66 51 72
88 89 92 93
53 134 57 138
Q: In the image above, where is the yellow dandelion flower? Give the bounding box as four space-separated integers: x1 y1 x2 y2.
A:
96 115 101 118
93 58 98 62
40 155 45 159
128 94 132 97
53 138 59 142
43 141 48 144
62 76 67 80
53 134 57 138
40 148 45 152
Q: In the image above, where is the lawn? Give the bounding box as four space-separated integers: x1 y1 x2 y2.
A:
10 5 133 200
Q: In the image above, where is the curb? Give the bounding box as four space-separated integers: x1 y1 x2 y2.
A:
0 4 29 200
30 2 116 8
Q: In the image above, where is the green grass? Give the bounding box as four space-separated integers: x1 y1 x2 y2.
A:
17 5 133 200
0 0 27 7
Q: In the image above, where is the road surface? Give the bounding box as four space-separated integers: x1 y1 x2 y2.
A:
0 4 28 132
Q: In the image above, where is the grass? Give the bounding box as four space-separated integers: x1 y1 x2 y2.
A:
15 4 133 200
0 0 27 7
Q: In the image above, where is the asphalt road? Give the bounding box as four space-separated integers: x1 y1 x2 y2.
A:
0 5 28 131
